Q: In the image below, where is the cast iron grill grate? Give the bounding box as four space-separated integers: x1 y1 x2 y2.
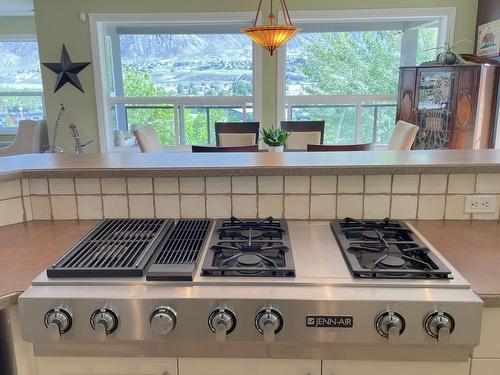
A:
146 219 212 281
47 219 173 277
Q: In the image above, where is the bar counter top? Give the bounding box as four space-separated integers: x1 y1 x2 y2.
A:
1 149 500 181
0 220 499 310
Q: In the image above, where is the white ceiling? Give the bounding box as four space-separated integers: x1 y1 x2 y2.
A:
0 0 34 16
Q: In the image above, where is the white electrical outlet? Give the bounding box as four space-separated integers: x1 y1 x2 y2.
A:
464 195 497 213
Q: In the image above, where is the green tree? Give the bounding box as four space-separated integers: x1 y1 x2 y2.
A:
122 66 175 146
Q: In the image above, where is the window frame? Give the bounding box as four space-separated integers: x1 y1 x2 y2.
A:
89 12 262 152
276 7 456 146
0 34 45 135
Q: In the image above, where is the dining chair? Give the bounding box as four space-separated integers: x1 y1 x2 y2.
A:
387 120 419 151
215 122 260 147
191 144 259 153
0 120 48 156
307 143 374 152
133 126 163 153
280 121 325 150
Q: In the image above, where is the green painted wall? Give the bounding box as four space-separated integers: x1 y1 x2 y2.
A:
33 0 478 153
0 16 36 35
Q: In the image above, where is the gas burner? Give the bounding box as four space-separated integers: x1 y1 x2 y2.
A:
202 217 295 277
331 218 452 279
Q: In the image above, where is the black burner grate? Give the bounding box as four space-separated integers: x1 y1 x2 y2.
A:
146 219 212 281
47 219 173 278
330 217 452 279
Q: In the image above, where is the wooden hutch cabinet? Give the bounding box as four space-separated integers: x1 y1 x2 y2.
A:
396 65 498 149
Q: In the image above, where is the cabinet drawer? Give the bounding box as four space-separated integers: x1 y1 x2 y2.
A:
323 360 469 375
178 358 320 375
471 359 500 375
473 308 500 358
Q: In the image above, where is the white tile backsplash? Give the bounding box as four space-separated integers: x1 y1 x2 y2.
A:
284 176 310 194
284 195 310 219
418 195 446 219
101 178 127 194
179 177 205 194
206 177 231 194
311 176 336 194
476 174 500 194
154 177 179 194
258 195 283 218
448 174 475 194
206 195 231 218
31 196 51 220
0 179 21 200
232 176 257 194
30 178 48 195
232 195 257 218
0 198 24 226
75 178 101 195
391 195 418 219
77 195 103 220
49 178 75 195
258 176 283 194
127 178 153 194
1 172 499 228
363 195 390 219
155 195 181 218
420 174 447 194
129 195 155 218
51 196 77 220
180 195 206 218
310 195 336 219
338 175 363 194
365 175 391 194
102 195 128 218
392 175 419 194
337 195 363 218
445 195 471 220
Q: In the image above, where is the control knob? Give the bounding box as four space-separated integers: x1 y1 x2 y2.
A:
208 308 236 342
90 308 118 341
375 311 405 341
255 308 283 343
44 308 72 341
150 307 177 335
425 311 455 343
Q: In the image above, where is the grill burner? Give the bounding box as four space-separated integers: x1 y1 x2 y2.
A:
202 216 295 277
331 217 452 279
47 219 173 278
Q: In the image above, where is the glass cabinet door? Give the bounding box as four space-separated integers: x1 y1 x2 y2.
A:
414 69 456 150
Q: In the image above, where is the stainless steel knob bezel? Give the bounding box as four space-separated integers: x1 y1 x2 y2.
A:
208 307 237 335
424 311 455 339
150 306 177 335
375 310 405 339
44 307 72 334
90 308 119 335
255 307 284 335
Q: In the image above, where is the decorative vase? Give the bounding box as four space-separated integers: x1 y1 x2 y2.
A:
437 51 457 65
268 145 284 152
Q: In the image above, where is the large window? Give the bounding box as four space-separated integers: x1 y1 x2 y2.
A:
92 13 260 151
0 38 44 133
280 9 453 146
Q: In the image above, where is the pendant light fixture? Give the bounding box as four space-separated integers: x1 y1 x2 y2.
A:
242 0 301 56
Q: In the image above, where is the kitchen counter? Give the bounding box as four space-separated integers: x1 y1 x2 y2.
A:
1 149 500 181
0 220 499 309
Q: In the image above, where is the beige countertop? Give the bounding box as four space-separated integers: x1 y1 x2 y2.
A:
1 150 500 181
0 220 499 309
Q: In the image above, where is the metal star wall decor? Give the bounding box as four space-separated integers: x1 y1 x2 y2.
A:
42 44 91 93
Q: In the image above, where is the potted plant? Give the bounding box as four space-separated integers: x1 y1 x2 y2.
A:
424 39 473 65
260 126 290 152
